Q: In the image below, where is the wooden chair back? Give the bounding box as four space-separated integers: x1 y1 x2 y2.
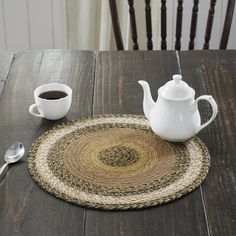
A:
109 0 236 50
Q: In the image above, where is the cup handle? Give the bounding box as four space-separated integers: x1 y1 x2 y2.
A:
195 95 218 132
29 104 44 118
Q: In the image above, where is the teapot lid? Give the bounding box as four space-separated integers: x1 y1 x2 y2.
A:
159 74 195 100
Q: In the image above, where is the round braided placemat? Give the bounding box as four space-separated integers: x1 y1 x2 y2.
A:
28 115 210 210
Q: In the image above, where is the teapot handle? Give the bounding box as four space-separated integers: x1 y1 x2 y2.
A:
195 95 218 132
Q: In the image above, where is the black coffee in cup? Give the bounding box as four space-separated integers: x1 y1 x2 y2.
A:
29 83 72 120
39 91 68 100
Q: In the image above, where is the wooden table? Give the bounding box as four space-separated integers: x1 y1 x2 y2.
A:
0 50 235 236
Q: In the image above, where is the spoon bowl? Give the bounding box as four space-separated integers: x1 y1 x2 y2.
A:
0 142 25 176
4 142 25 163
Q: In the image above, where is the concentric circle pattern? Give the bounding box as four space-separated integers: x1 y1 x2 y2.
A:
98 145 140 167
28 115 210 210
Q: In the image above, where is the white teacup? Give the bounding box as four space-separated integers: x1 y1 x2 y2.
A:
29 83 72 120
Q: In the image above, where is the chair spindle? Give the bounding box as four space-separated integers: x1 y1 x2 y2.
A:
109 0 124 50
220 0 236 49
128 0 139 50
189 0 199 50
145 0 153 50
175 0 183 50
110 0 235 51
161 0 167 50
203 0 217 49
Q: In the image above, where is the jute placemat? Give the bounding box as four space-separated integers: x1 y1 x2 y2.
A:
28 115 210 210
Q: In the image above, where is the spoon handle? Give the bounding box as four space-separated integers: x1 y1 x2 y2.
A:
0 163 8 175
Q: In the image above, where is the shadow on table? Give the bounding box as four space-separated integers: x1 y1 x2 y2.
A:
0 159 25 184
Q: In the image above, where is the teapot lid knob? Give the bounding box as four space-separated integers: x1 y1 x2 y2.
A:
173 74 182 84
159 74 195 100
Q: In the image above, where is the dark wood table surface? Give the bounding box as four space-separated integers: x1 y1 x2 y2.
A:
0 50 235 236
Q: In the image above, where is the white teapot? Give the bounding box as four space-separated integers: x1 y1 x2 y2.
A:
138 74 218 142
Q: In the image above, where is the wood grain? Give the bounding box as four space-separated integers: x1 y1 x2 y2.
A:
0 52 14 98
1 50 235 235
0 50 96 236
87 51 209 236
178 50 236 236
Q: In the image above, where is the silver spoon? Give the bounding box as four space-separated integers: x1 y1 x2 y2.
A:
0 142 25 176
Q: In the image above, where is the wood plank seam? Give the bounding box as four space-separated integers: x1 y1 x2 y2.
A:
0 53 15 100
0 82 6 100
142 51 150 82
175 50 182 75
200 186 211 236
37 51 46 76
0 53 15 82
91 51 98 116
177 50 211 236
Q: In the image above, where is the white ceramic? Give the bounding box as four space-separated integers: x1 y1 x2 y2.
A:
138 74 218 142
29 83 72 120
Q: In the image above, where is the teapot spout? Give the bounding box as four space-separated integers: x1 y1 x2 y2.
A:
138 80 155 120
